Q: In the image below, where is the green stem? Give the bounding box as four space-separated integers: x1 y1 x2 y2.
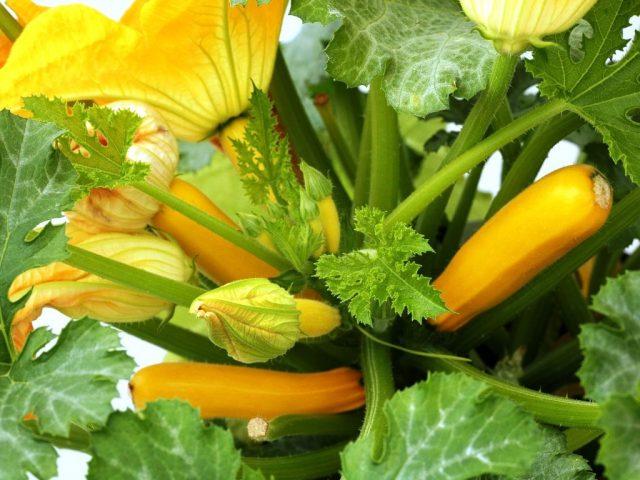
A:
368 77 400 212
0 3 21 41
413 54 519 241
386 99 568 227
493 97 520 173
249 413 361 441
66 245 203 307
487 112 583 218
451 188 640 351
117 319 235 364
418 354 601 428
357 77 400 456
244 442 346 480
588 247 621 296
520 339 582 389
359 335 395 457
624 245 640 271
331 81 363 159
353 99 372 210
314 93 357 181
555 276 593 336
357 325 468 362
135 182 291 272
434 164 484 273
270 48 349 207
510 295 554 364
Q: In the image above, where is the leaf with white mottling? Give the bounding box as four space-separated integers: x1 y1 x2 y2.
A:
292 0 497 116
341 372 542 479
0 320 134 480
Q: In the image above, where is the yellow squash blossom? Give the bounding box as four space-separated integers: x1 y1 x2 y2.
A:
66 101 179 235
0 0 46 66
0 0 287 141
460 0 599 54
9 232 193 350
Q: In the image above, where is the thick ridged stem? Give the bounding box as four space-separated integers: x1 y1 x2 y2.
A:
412 54 519 240
386 99 567 227
487 112 583 218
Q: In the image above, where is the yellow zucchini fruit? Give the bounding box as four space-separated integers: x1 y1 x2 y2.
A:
432 164 612 331
152 178 279 285
130 364 365 420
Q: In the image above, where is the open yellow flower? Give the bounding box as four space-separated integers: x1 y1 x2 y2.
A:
0 0 46 66
0 0 286 141
9 231 193 350
460 0 599 54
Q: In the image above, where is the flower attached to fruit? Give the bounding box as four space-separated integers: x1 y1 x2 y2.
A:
0 0 287 141
9 232 193 350
460 0 599 54
67 101 179 235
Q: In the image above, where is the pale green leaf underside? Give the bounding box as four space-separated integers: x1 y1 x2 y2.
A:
292 0 497 116
341 373 542 479
316 207 446 325
0 320 134 480
527 0 640 184
88 400 266 480
502 428 594 480
0 110 76 359
578 271 640 403
597 396 640 480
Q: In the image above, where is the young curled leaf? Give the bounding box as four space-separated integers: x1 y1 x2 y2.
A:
190 279 300 363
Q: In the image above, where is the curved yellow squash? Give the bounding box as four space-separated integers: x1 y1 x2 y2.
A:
432 165 612 331
152 178 278 285
130 363 365 420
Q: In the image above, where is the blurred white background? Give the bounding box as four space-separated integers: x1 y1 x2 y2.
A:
6 1 626 478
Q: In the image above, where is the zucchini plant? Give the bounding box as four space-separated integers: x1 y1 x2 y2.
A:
0 0 639 479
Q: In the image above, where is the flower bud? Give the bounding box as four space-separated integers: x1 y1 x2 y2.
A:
300 163 341 254
295 298 341 338
460 0 599 54
67 101 179 234
190 279 300 364
9 232 193 350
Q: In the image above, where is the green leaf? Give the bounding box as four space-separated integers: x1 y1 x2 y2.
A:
24 96 147 195
177 139 216 174
316 207 447 325
291 0 497 116
234 88 325 271
597 396 640 480
578 272 640 479
88 400 266 480
526 0 640 183
0 110 76 360
0 320 134 480
341 372 542 479
190 279 300 363
578 271 640 403
507 428 594 480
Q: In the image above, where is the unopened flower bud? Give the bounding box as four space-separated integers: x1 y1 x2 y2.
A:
295 298 341 338
190 279 300 364
67 101 179 234
460 0 599 54
9 232 192 350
